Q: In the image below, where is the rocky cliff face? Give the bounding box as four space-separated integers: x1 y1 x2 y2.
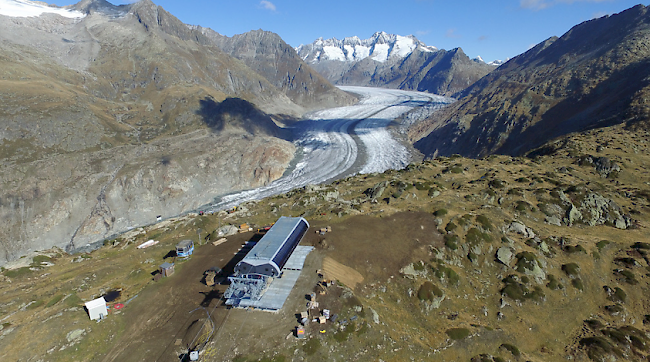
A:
205 29 358 110
297 33 495 97
0 0 327 263
411 4 650 158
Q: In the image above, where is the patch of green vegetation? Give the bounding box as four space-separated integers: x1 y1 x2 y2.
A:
564 245 587 254
612 287 627 303
596 240 611 250
515 200 534 212
65 293 83 308
432 262 460 285
488 179 506 189
433 209 448 217
562 263 580 277
476 215 494 231
417 281 443 301
515 177 529 183
445 222 458 232
466 228 492 245
580 336 623 361
501 275 545 302
302 338 321 355
27 300 44 310
4 267 33 278
585 319 605 330
571 278 584 291
46 294 64 308
602 326 649 352
413 261 425 271
444 235 459 250
500 343 521 357
614 269 638 285
32 255 52 264
515 252 539 273
546 275 563 290
507 188 524 196
333 322 356 342
605 304 625 315
446 328 470 340
631 241 650 250
413 181 433 191
614 257 638 267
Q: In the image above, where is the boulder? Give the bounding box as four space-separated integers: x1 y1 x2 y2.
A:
496 247 515 266
507 221 535 238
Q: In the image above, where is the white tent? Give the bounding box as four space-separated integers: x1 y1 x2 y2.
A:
85 297 108 321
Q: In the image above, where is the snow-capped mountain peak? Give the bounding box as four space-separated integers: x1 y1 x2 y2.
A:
0 0 85 18
296 32 437 64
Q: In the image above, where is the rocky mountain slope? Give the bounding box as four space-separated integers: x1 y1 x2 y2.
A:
410 4 650 158
296 32 496 96
204 29 357 110
0 0 348 264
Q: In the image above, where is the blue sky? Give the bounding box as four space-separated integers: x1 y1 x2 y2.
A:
57 0 647 62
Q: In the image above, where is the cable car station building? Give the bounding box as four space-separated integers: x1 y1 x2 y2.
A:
225 217 313 311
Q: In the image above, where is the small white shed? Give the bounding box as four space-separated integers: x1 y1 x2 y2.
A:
85 297 108 321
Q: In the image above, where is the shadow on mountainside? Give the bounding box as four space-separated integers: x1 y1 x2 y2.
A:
196 96 288 139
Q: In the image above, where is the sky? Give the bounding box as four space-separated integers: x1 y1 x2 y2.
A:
52 0 649 62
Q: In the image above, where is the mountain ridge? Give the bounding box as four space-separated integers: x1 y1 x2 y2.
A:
296 32 496 97
411 4 650 158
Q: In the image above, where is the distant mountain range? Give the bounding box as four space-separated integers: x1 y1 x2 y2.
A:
296 32 497 96
410 4 650 158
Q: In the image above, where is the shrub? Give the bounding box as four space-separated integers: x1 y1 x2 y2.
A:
445 222 458 232
488 179 506 189
444 235 459 250
433 209 448 217
413 261 425 271
417 281 443 301
584 319 604 329
515 177 529 183
515 252 539 273
500 343 521 357
466 228 492 245
433 263 460 285
632 242 650 250
546 275 562 290
562 263 580 277
571 278 584 291
596 240 611 250
476 215 494 231
580 337 622 360
564 245 587 254
446 328 470 340
612 287 627 303
32 255 52 264
614 269 638 285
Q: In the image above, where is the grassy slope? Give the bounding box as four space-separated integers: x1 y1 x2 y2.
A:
1 123 649 362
